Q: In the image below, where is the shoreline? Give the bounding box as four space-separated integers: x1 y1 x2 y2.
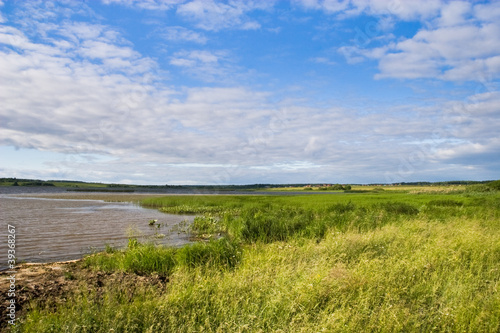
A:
0 258 168 329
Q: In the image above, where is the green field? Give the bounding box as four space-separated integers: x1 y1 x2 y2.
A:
12 183 500 332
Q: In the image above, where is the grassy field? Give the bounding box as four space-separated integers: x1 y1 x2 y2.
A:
11 184 500 332
262 184 467 193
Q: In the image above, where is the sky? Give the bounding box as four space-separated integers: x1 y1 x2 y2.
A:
0 0 499 185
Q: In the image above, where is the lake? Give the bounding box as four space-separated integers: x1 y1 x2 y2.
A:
0 188 193 270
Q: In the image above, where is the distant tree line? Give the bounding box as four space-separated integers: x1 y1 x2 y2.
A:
0 178 55 186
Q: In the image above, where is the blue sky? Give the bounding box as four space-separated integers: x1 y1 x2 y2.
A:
1 0 499 185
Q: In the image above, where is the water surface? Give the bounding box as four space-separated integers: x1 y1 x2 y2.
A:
0 190 193 270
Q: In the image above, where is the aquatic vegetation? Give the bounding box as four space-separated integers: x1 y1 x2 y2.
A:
104 244 116 254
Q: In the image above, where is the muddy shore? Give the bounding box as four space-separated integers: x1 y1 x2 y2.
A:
0 260 168 330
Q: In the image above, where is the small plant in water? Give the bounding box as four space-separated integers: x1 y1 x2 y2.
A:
105 244 116 253
171 219 190 234
128 238 139 249
149 219 158 226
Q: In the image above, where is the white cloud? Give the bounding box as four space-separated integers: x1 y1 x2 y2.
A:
293 0 349 13
101 0 186 11
157 26 207 44
294 0 443 20
169 49 242 82
335 2 500 83
79 40 137 59
474 1 500 22
101 0 272 32
438 1 471 27
375 21 500 81
177 0 270 31
352 0 443 20
169 57 196 67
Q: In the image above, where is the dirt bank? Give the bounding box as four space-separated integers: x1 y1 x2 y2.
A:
0 260 168 330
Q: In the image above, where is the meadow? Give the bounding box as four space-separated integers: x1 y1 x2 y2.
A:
11 183 500 332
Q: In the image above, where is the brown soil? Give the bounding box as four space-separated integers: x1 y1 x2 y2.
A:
0 260 168 331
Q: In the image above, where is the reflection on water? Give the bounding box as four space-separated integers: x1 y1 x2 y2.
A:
0 192 193 269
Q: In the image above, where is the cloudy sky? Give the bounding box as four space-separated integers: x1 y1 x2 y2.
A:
1 0 499 185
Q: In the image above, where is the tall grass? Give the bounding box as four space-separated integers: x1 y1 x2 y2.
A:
13 190 500 332
83 237 241 276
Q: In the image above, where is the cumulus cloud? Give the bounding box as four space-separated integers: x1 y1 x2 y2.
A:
335 1 500 83
376 22 500 81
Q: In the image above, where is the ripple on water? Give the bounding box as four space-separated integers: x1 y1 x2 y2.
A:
0 195 193 269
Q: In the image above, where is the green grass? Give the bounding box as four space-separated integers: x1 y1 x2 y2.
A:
12 189 500 332
83 237 241 276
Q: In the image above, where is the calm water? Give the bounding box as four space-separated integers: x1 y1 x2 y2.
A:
0 189 193 270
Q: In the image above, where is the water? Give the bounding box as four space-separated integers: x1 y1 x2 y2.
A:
0 189 193 270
